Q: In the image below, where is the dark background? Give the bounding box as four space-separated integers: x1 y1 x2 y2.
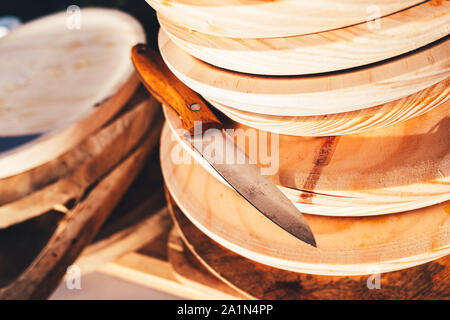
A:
0 0 160 49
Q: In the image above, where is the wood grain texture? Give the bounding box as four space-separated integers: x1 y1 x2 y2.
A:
76 156 170 273
78 208 171 274
131 44 222 135
159 1 450 75
161 124 450 275
0 125 157 300
164 102 450 216
0 9 145 179
209 78 449 136
98 224 240 300
0 88 147 206
169 194 450 299
147 0 423 38
0 95 162 229
159 30 450 116
0 150 165 293
167 227 247 299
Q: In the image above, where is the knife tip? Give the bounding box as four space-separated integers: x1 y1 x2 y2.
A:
303 234 317 248
291 226 317 248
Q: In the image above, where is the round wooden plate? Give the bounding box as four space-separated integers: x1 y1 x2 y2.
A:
159 1 450 75
159 30 449 116
0 8 145 178
0 94 162 229
209 78 449 136
160 125 450 275
147 0 423 38
163 102 450 216
168 193 450 299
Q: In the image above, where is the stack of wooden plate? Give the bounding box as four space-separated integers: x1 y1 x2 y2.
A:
150 0 450 277
0 9 163 299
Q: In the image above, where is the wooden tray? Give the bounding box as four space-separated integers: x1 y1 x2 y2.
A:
0 93 161 229
0 8 145 178
163 103 450 216
147 0 422 38
159 30 449 116
0 121 160 299
159 1 450 75
210 79 449 136
168 193 450 299
161 124 450 275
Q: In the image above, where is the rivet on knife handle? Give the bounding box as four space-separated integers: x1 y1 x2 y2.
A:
131 43 222 136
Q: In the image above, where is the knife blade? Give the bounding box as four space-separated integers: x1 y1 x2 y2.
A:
131 43 316 247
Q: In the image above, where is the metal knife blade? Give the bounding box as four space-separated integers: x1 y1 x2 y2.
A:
187 130 316 247
131 43 317 247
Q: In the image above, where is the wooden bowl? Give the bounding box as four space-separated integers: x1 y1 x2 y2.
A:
163 101 450 216
161 125 450 275
168 193 450 299
0 92 162 229
147 0 422 38
209 78 449 136
159 30 449 116
159 1 450 75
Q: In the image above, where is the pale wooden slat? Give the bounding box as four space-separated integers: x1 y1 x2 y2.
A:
167 227 246 300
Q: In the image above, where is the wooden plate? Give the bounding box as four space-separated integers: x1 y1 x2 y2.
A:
159 30 449 116
0 88 149 206
0 8 145 178
168 194 450 299
147 0 422 38
160 125 450 275
0 94 162 229
209 78 449 136
163 102 450 216
159 1 450 75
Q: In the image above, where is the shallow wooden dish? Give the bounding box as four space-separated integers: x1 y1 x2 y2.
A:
163 102 450 216
161 126 450 275
0 94 162 229
147 0 422 38
159 30 449 116
209 79 449 136
160 1 450 75
168 194 450 299
0 8 145 178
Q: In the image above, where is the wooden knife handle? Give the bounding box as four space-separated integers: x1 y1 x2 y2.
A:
131 43 222 136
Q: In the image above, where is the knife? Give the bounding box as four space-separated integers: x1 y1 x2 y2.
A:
131 44 317 247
